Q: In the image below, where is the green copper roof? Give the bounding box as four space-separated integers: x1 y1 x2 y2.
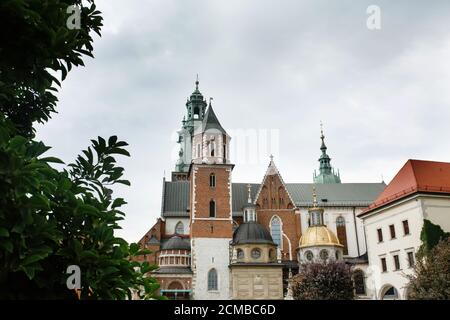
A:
313 126 341 184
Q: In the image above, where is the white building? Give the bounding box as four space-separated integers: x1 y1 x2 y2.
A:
359 159 450 300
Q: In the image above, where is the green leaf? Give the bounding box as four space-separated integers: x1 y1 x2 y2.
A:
40 156 65 164
29 194 50 209
0 227 9 237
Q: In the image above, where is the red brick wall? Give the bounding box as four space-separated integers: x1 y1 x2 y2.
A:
190 165 233 238
255 173 301 261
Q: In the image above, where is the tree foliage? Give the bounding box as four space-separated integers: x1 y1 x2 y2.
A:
290 261 354 300
418 219 450 255
406 238 450 300
0 0 160 299
405 220 450 300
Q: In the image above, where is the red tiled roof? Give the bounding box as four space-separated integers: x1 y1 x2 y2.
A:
360 159 450 216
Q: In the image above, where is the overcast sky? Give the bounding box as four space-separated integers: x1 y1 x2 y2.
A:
36 0 450 242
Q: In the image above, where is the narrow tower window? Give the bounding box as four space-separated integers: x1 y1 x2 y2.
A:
209 173 216 187
209 199 216 218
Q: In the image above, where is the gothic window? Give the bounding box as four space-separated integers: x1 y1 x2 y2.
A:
209 173 216 187
209 199 216 218
175 221 184 234
353 269 366 295
336 216 348 255
207 269 218 291
194 107 199 119
270 216 282 248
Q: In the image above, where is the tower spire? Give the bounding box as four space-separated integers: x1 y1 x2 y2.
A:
313 122 341 184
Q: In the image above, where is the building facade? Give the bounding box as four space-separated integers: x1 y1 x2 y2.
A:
138 80 390 299
359 159 450 300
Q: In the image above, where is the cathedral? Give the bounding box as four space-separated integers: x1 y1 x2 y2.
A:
138 80 386 300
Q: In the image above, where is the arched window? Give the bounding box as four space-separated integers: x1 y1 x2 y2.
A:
209 173 216 187
207 269 218 291
209 200 216 218
193 107 200 119
336 216 348 255
270 216 282 248
168 281 183 290
210 142 215 157
353 269 366 295
175 221 184 235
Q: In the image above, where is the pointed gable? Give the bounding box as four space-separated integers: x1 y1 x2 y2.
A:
202 104 227 134
254 158 295 210
362 159 450 215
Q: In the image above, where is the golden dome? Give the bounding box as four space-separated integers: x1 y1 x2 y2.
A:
299 226 343 248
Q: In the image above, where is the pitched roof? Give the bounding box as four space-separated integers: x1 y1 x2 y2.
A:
161 180 190 216
160 181 386 218
360 159 450 216
202 105 227 133
286 183 386 207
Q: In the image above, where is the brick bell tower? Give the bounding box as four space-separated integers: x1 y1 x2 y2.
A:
189 98 233 300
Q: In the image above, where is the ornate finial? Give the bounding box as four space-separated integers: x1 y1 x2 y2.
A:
270 154 274 162
312 186 318 207
247 184 252 203
209 97 213 106
320 121 325 140
195 74 199 90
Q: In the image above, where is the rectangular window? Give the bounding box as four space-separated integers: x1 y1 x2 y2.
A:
393 255 400 270
403 220 410 235
407 252 415 268
381 257 387 272
389 224 396 239
377 228 383 242
197 144 200 158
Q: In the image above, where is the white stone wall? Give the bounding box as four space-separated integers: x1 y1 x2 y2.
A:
363 195 450 300
422 196 450 231
165 217 190 235
299 206 367 258
191 129 231 165
363 198 423 299
191 238 231 300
